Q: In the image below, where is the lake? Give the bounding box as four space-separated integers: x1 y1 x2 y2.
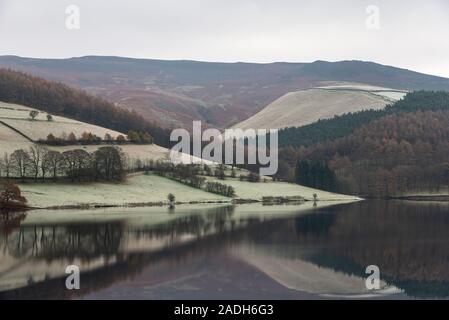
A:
1 200 448 299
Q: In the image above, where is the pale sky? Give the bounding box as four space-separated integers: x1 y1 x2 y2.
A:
0 0 448 77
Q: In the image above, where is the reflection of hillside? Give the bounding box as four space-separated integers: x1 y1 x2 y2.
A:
0 205 254 297
2 201 448 299
0 205 263 299
291 201 449 297
232 244 401 298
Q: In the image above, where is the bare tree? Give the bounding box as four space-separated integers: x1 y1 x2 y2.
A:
29 145 46 180
39 147 51 181
93 146 125 181
44 150 63 180
63 149 91 182
0 152 12 178
10 149 31 180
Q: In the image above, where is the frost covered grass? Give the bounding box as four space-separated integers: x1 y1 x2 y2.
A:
0 101 123 141
206 177 360 201
19 173 227 208
18 173 358 209
232 84 407 130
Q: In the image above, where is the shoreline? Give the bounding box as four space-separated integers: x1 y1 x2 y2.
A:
16 194 448 211
1 197 362 212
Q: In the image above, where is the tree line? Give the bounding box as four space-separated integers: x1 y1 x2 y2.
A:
43 130 152 146
0 145 126 182
148 162 236 197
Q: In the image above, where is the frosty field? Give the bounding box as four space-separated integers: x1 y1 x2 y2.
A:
19 173 228 208
0 101 123 141
233 84 407 130
206 177 360 201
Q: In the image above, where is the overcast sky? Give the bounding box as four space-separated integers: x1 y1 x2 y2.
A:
1 0 448 77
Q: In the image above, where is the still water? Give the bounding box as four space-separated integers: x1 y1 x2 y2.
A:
1 200 448 299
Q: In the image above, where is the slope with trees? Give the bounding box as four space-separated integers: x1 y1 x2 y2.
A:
278 91 449 148
290 111 449 196
0 68 170 146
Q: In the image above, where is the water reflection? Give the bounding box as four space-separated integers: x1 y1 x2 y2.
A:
0 200 448 299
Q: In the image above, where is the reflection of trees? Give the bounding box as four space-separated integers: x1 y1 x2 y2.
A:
3 222 124 261
0 211 26 238
0 206 237 262
0 205 243 299
133 205 236 242
7 201 449 299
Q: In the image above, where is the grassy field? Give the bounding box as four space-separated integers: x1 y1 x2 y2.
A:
19 174 228 208
233 84 407 130
0 119 33 151
0 101 124 141
206 177 359 201
18 172 359 208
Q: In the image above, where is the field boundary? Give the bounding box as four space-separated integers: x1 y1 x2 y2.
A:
0 119 34 142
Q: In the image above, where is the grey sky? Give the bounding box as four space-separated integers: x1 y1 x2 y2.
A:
1 0 448 77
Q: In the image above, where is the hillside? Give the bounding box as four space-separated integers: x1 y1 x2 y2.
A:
0 68 171 146
0 100 174 165
232 85 406 130
270 91 449 197
0 101 124 141
293 111 449 196
277 90 449 149
1 56 448 129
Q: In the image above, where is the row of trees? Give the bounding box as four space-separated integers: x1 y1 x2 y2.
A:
44 130 153 146
0 145 126 182
149 162 236 197
205 182 235 197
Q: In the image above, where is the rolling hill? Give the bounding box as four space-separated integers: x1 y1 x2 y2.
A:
276 90 449 149
0 68 171 146
0 101 124 141
232 84 407 130
278 89 449 197
0 100 171 164
1 56 448 129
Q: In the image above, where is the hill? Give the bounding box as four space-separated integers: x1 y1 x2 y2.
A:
277 90 449 149
0 101 124 141
291 110 449 197
0 68 171 146
1 56 449 129
0 100 174 166
232 84 406 130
